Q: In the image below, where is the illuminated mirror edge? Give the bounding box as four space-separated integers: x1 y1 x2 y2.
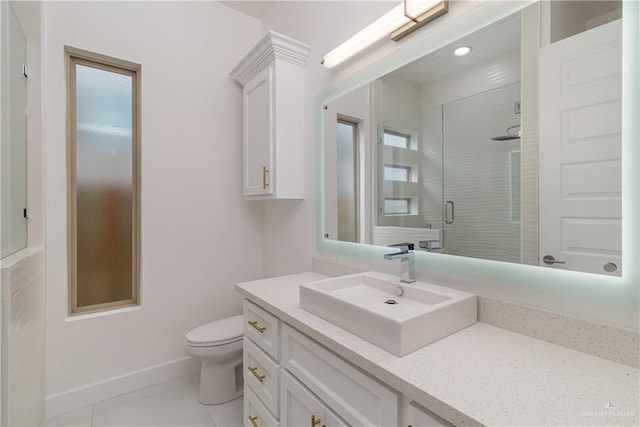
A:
315 1 639 322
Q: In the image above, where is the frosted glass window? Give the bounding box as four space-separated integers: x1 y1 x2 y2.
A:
337 120 359 242
384 165 410 182
385 198 411 215
67 48 140 315
383 130 409 148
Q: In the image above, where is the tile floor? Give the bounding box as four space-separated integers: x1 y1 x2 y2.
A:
45 377 243 427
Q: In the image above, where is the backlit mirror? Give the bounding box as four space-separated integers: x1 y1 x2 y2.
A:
323 0 624 276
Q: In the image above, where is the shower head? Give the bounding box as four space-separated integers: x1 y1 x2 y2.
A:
491 124 521 141
491 135 520 141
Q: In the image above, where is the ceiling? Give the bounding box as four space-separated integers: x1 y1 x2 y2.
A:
218 1 276 19
385 13 522 85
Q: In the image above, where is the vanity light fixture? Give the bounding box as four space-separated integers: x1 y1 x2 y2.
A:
321 0 449 68
453 45 472 56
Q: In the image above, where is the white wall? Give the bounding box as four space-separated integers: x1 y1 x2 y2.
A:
260 1 398 277
43 1 263 416
419 48 521 109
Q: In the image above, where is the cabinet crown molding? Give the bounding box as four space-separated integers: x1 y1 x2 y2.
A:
230 30 311 85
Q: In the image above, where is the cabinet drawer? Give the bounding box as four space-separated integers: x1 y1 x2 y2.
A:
244 385 280 427
281 324 399 426
244 300 280 360
244 338 280 418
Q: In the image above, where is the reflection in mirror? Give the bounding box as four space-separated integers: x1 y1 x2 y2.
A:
324 0 623 276
1 5 28 258
337 119 359 243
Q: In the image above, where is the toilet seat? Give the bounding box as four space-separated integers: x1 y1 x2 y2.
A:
186 314 243 347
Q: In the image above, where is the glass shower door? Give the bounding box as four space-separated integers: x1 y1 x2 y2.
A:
442 82 521 263
1 3 28 258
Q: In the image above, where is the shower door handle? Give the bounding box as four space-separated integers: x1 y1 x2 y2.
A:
445 200 455 224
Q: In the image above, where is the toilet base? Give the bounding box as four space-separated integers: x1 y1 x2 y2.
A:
198 358 243 405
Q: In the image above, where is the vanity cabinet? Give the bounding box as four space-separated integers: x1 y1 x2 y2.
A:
243 299 408 426
230 31 310 200
243 300 282 426
281 324 399 426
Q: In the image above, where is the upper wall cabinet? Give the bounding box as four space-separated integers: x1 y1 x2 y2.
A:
231 31 310 200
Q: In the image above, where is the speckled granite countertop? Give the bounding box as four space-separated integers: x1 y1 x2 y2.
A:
236 272 640 426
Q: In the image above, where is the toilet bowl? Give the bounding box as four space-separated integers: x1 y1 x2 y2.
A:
184 314 244 405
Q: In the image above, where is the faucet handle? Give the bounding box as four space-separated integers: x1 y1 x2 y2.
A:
419 240 440 250
388 242 414 252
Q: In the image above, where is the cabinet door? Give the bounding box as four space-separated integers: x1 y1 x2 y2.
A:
406 401 451 427
243 66 274 197
281 371 348 427
281 324 398 426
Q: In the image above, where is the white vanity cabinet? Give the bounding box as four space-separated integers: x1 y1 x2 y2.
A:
243 300 282 426
242 298 451 426
281 324 399 426
230 31 310 200
243 299 406 427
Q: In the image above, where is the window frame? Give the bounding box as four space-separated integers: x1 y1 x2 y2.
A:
66 46 141 316
384 197 412 215
383 163 412 182
336 117 360 242
378 125 421 224
383 129 411 149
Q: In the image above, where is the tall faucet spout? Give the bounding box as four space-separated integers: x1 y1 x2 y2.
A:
384 243 416 283
384 251 407 260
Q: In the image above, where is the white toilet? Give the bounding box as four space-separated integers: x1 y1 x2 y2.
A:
184 314 244 405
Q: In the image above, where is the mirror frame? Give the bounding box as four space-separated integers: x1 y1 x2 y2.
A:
316 1 639 318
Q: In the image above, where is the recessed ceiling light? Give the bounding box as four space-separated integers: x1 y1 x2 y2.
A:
453 46 472 57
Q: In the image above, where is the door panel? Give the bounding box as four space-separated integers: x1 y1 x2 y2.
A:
539 19 622 276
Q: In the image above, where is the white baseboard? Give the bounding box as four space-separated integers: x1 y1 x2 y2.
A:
45 356 200 419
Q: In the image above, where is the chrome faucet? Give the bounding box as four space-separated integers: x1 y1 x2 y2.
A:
384 243 416 283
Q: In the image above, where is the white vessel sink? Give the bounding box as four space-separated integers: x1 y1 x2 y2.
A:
300 272 477 356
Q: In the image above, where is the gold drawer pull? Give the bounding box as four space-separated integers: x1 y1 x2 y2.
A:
248 366 266 383
248 415 259 427
311 414 321 427
248 320 266 333
262 166 269 189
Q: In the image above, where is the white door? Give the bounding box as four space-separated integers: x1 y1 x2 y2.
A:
280 371 348 427
243 66 274 197
539 19 622 276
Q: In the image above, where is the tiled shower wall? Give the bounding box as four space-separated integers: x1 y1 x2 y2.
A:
1 249 46 426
